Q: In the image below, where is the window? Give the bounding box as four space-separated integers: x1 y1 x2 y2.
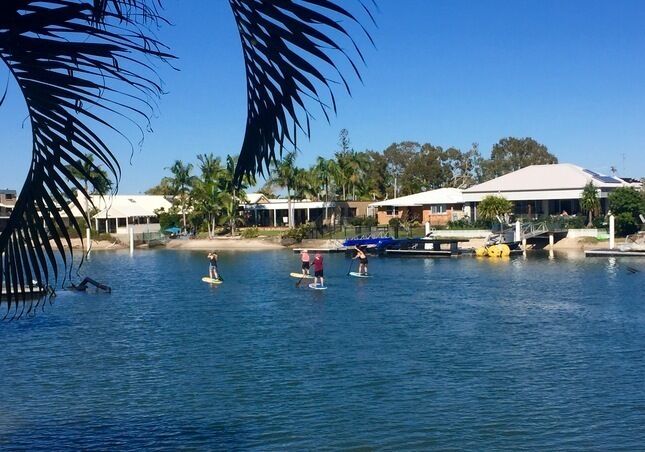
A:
5 193 14 200
386 206 399 216
430 204 446 214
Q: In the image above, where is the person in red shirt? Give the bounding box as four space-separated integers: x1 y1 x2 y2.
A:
300 249 310 276
312 253 324 287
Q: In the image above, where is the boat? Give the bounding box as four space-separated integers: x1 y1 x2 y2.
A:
342 235 396 249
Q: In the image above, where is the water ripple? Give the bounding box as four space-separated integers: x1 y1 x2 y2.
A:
1 250 644 450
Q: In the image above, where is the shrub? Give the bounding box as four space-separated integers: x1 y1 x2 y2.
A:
608 187 644 236
562 216 585 229
281 223 314 242
241 226 260 239
477 195 513 221
363 216 378 227
349 216 378 227
615 212 638 236
446 218 491 230
388 217 401 228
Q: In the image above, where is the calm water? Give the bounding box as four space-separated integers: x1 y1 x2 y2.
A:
1 250 644 450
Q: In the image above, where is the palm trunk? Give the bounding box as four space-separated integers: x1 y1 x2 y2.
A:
84 180 90 229
587 210 593 228
287 188 293 228
324 180 329 223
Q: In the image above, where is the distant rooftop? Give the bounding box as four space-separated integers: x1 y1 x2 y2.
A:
464 163 627 194
370 188 464 207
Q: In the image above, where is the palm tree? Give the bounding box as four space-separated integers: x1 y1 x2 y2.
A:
167 160 195 231
580 182 600 228
0 1 373 310
218 155 251 236
478 195 513 223
193 154 224 238
268 152 299 227
64 153 113 226
314 157 334 222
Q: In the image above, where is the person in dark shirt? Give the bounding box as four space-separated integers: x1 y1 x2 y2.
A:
312 253 324 287
207 251 220 280
353 245 369 275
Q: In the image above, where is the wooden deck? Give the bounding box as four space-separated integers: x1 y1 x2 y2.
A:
385 249 454 257
585 249 645 257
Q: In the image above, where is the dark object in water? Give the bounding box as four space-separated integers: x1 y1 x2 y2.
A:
69 277 112 293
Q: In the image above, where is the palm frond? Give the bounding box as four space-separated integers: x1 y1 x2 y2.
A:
0 0 170 318
230 0 377 183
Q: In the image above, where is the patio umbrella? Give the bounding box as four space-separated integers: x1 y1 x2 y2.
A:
165 227 181 234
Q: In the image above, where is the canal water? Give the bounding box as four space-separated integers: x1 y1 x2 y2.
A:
1 250 644 450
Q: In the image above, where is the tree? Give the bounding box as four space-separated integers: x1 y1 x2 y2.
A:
167 160 195 231
64 153 113 226
477 195 513 222
482 137 557 181
268 152 299 227
580 182 600 228
0 1 373 309
192 154 224 238
218 155 251 236
383 142 418 198
145 178 175 196
608 187 645 236
442 144 484 188
401 143 451 194
361 151 390 200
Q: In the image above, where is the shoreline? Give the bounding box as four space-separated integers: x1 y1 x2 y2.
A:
59 236 625 253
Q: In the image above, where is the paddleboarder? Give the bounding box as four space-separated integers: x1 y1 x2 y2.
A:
207 251 220 280
353 245 369 275
300 249 311 276
313 252 324 288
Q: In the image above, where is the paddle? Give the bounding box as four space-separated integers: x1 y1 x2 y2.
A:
295 272 306 287
347 254 354 275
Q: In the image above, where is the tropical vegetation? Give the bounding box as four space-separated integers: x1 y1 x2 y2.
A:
580 182 600 228
608 187 645 236
476 195 514 222
0 0 375 304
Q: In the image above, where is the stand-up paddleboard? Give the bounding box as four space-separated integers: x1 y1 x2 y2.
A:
290 272 314 279
308 283 327 290
202 277 223 284
349 272 371 278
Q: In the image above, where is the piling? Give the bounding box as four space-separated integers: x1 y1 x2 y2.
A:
129 227 134 255
86 227 92 258
609 214 615 250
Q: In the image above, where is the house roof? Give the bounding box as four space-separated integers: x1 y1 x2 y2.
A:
244 193 269 204
370 188 464 207
464 164 626 194
68 194 172 219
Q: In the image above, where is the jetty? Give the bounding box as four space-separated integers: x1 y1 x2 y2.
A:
585 249 644 257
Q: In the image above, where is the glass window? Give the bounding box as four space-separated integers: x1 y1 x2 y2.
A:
431 204 446 214
386 206 399 216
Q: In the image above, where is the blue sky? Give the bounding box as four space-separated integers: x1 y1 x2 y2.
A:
1 0 645 193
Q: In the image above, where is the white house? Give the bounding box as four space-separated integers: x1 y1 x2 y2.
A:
369 188 465 226
69 194 172 234
242 193 334 227
463 163 638 220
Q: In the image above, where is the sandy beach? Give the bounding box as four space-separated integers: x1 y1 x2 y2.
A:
54 238 127 251
165 237 284 250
